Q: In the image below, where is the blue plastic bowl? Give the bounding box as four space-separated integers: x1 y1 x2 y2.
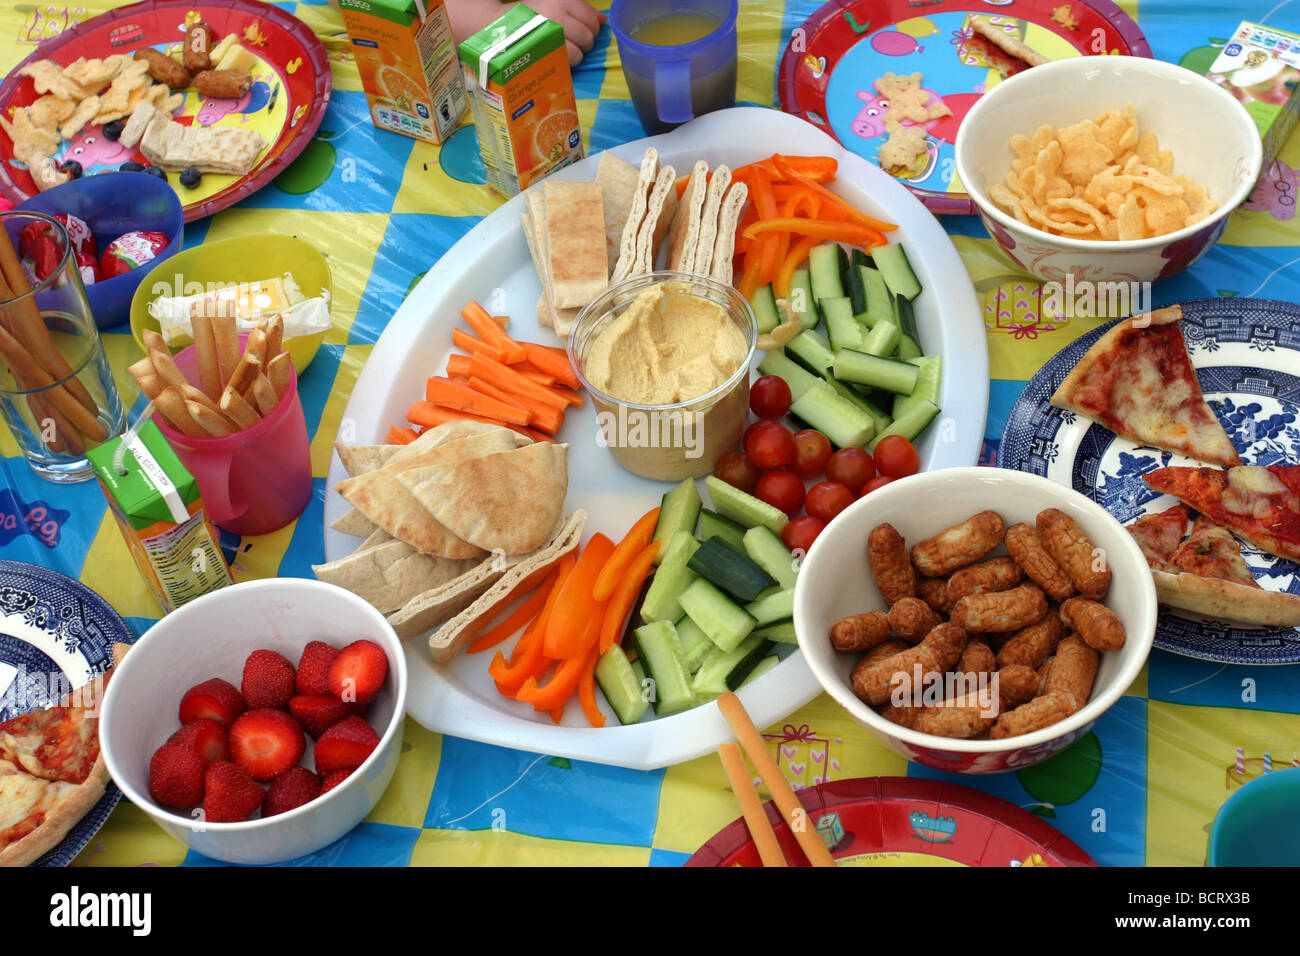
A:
16 172 184 330
1208 769 1300 866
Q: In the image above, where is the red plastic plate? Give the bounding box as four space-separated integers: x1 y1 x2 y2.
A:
778 0 1150 214
0 0 331 221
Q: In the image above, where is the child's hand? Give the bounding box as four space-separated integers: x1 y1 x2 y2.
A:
515 0 605 66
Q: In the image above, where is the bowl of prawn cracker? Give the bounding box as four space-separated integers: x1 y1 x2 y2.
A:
955 56 1262 284
794 468 1156 774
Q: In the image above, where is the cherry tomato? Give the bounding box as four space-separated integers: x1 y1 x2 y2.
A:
713 450 760 494
804 481 855 522
743 419 768 448
825 447 876 493
754 469 805 516
859 474 895 496
782 515 827 554
749 375 792 420
791 429 832 478
745 421 796 470
874 435 920 479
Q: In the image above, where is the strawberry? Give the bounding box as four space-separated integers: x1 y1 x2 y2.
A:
167 718 229 766
320 769 351 795
296 641 339 696
263 766 322 817
288 694 363 739
314 716 380 775
149 742 206 809
228 708 305 781
178 678 246 728
203 761 265 823
241 649 296 710
326 640 388 706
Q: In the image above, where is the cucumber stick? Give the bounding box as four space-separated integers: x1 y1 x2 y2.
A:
640 531 699 623
705 475 788 535
678 578 756 653
651 478 701 565
691 634 772 698
892 355 942 419
633 621 695 715
741 525 798 590
594 646 650 725
750 285 781 334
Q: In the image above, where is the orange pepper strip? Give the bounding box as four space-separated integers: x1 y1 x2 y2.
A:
598 539 660 654
732 202 759 256
518 617 601 711
750 165 782 287
775 189 821 283
578 649 606 728
489 554 575 691
775 234 820 300
543 535 615 659
549 704 566 724
737 248 764 300
466 563 561 654
771 155 898 232
743 217 888 248
592 507 661 602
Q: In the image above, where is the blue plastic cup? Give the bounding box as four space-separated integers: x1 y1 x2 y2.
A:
610 0 738 135
1208 768 1300 866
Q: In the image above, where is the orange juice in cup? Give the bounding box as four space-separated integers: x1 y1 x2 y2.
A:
459 5 584 198
339 0 468 144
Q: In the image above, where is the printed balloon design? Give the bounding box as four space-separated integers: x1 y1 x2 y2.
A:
869 30 923 57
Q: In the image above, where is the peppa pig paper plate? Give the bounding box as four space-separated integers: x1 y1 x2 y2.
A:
0 0 330 222
778 0 1150 215
685 776 1097 867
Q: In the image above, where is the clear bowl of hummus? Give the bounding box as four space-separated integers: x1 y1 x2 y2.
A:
568 271 758 482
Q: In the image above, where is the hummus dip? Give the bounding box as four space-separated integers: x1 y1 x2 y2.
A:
581 281 752 481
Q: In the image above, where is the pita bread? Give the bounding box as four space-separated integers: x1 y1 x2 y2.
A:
387 555 508 642
357 527 394 551
594 152 642 272
709 181 749 285
336 442 400 476
544 181 608 309
312 538 480 614
428 510 587 661
523 191 580 336
332 508 377 538
665 161 710 271
1152 569 1300 627
635 164 678 276
398 440 569 556
692 165 732 276
612 148 659 282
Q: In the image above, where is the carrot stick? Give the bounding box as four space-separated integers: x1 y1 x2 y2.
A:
743 217 888 248
423 378 532 425
445 353 472 378
512 364 556 388
465 376 562 434
462 301 526 363
410 396 527 429
578 651 606 728
592 507 661 602
404 403 557 442
598 539 660 654
543 534 615 659
521 342 580 389
549 386 583 408
772 155 898 232
469 353 568 413
387 425 418 444
451 328 511 364
467 564 560 654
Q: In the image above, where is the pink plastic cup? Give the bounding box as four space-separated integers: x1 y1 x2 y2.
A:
154 333 312 537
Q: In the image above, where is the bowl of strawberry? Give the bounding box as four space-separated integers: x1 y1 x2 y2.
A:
712 374 923 555
99 579 407 865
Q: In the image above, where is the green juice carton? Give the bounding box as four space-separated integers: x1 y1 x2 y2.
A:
87 422 233 614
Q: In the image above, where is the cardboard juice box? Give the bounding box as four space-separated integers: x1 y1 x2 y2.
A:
340 0 468 144
459 5 584 197
1204 22 1300 169
87 422 233 614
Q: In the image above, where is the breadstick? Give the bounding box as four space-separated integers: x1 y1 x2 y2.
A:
260 313 283 360
186 400 235 437
226 352 261 397
153 387 207 438
191 313 222 401
243 327 267 367
219 385 260 430
212 313 240 389
248 374 277 417
717 743 786 867
148 348 189 392
27 393 82 455
0 321 105 441
266 352 292 401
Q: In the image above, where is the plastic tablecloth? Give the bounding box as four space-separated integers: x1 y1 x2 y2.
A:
2 0 1298 868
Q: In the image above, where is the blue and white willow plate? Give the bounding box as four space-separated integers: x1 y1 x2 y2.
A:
1001 298 1300 664
0 559 135 864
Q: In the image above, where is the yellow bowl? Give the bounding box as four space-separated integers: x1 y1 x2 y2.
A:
129 234 331 373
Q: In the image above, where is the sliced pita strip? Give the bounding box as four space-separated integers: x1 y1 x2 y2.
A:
336 442 400 476
665 160 710 271
428 510 587 661
357 527 394 551
398 441 568 556
611 148 659 282
332 508 377 537
312 538 480 615
693 165 733 276
636 165 678 275
595 151 642 272
710 181 749 286
543 181 607 309
388 555 511 642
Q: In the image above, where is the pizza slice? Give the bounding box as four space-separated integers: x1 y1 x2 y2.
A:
1169 517 1259 585
1125 503 1189 571
967 18 1049 78
0 757 87 866
1050 305 1242 468
1144 464 1300 563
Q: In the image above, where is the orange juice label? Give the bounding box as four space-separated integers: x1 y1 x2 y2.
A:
340 0 468 144
459 5 583 197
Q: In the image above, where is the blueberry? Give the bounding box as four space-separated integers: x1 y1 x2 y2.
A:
59 160 82 179
102 120 124 141
179 166 201 188
142 166 167 181
119 161 145 172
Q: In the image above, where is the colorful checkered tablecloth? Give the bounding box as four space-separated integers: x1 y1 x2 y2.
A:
2 0 1298 868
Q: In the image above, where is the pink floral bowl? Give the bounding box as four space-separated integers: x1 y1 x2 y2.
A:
955 56 1262 285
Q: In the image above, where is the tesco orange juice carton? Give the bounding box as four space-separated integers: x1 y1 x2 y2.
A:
459 5 584 197
339 0 468 144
